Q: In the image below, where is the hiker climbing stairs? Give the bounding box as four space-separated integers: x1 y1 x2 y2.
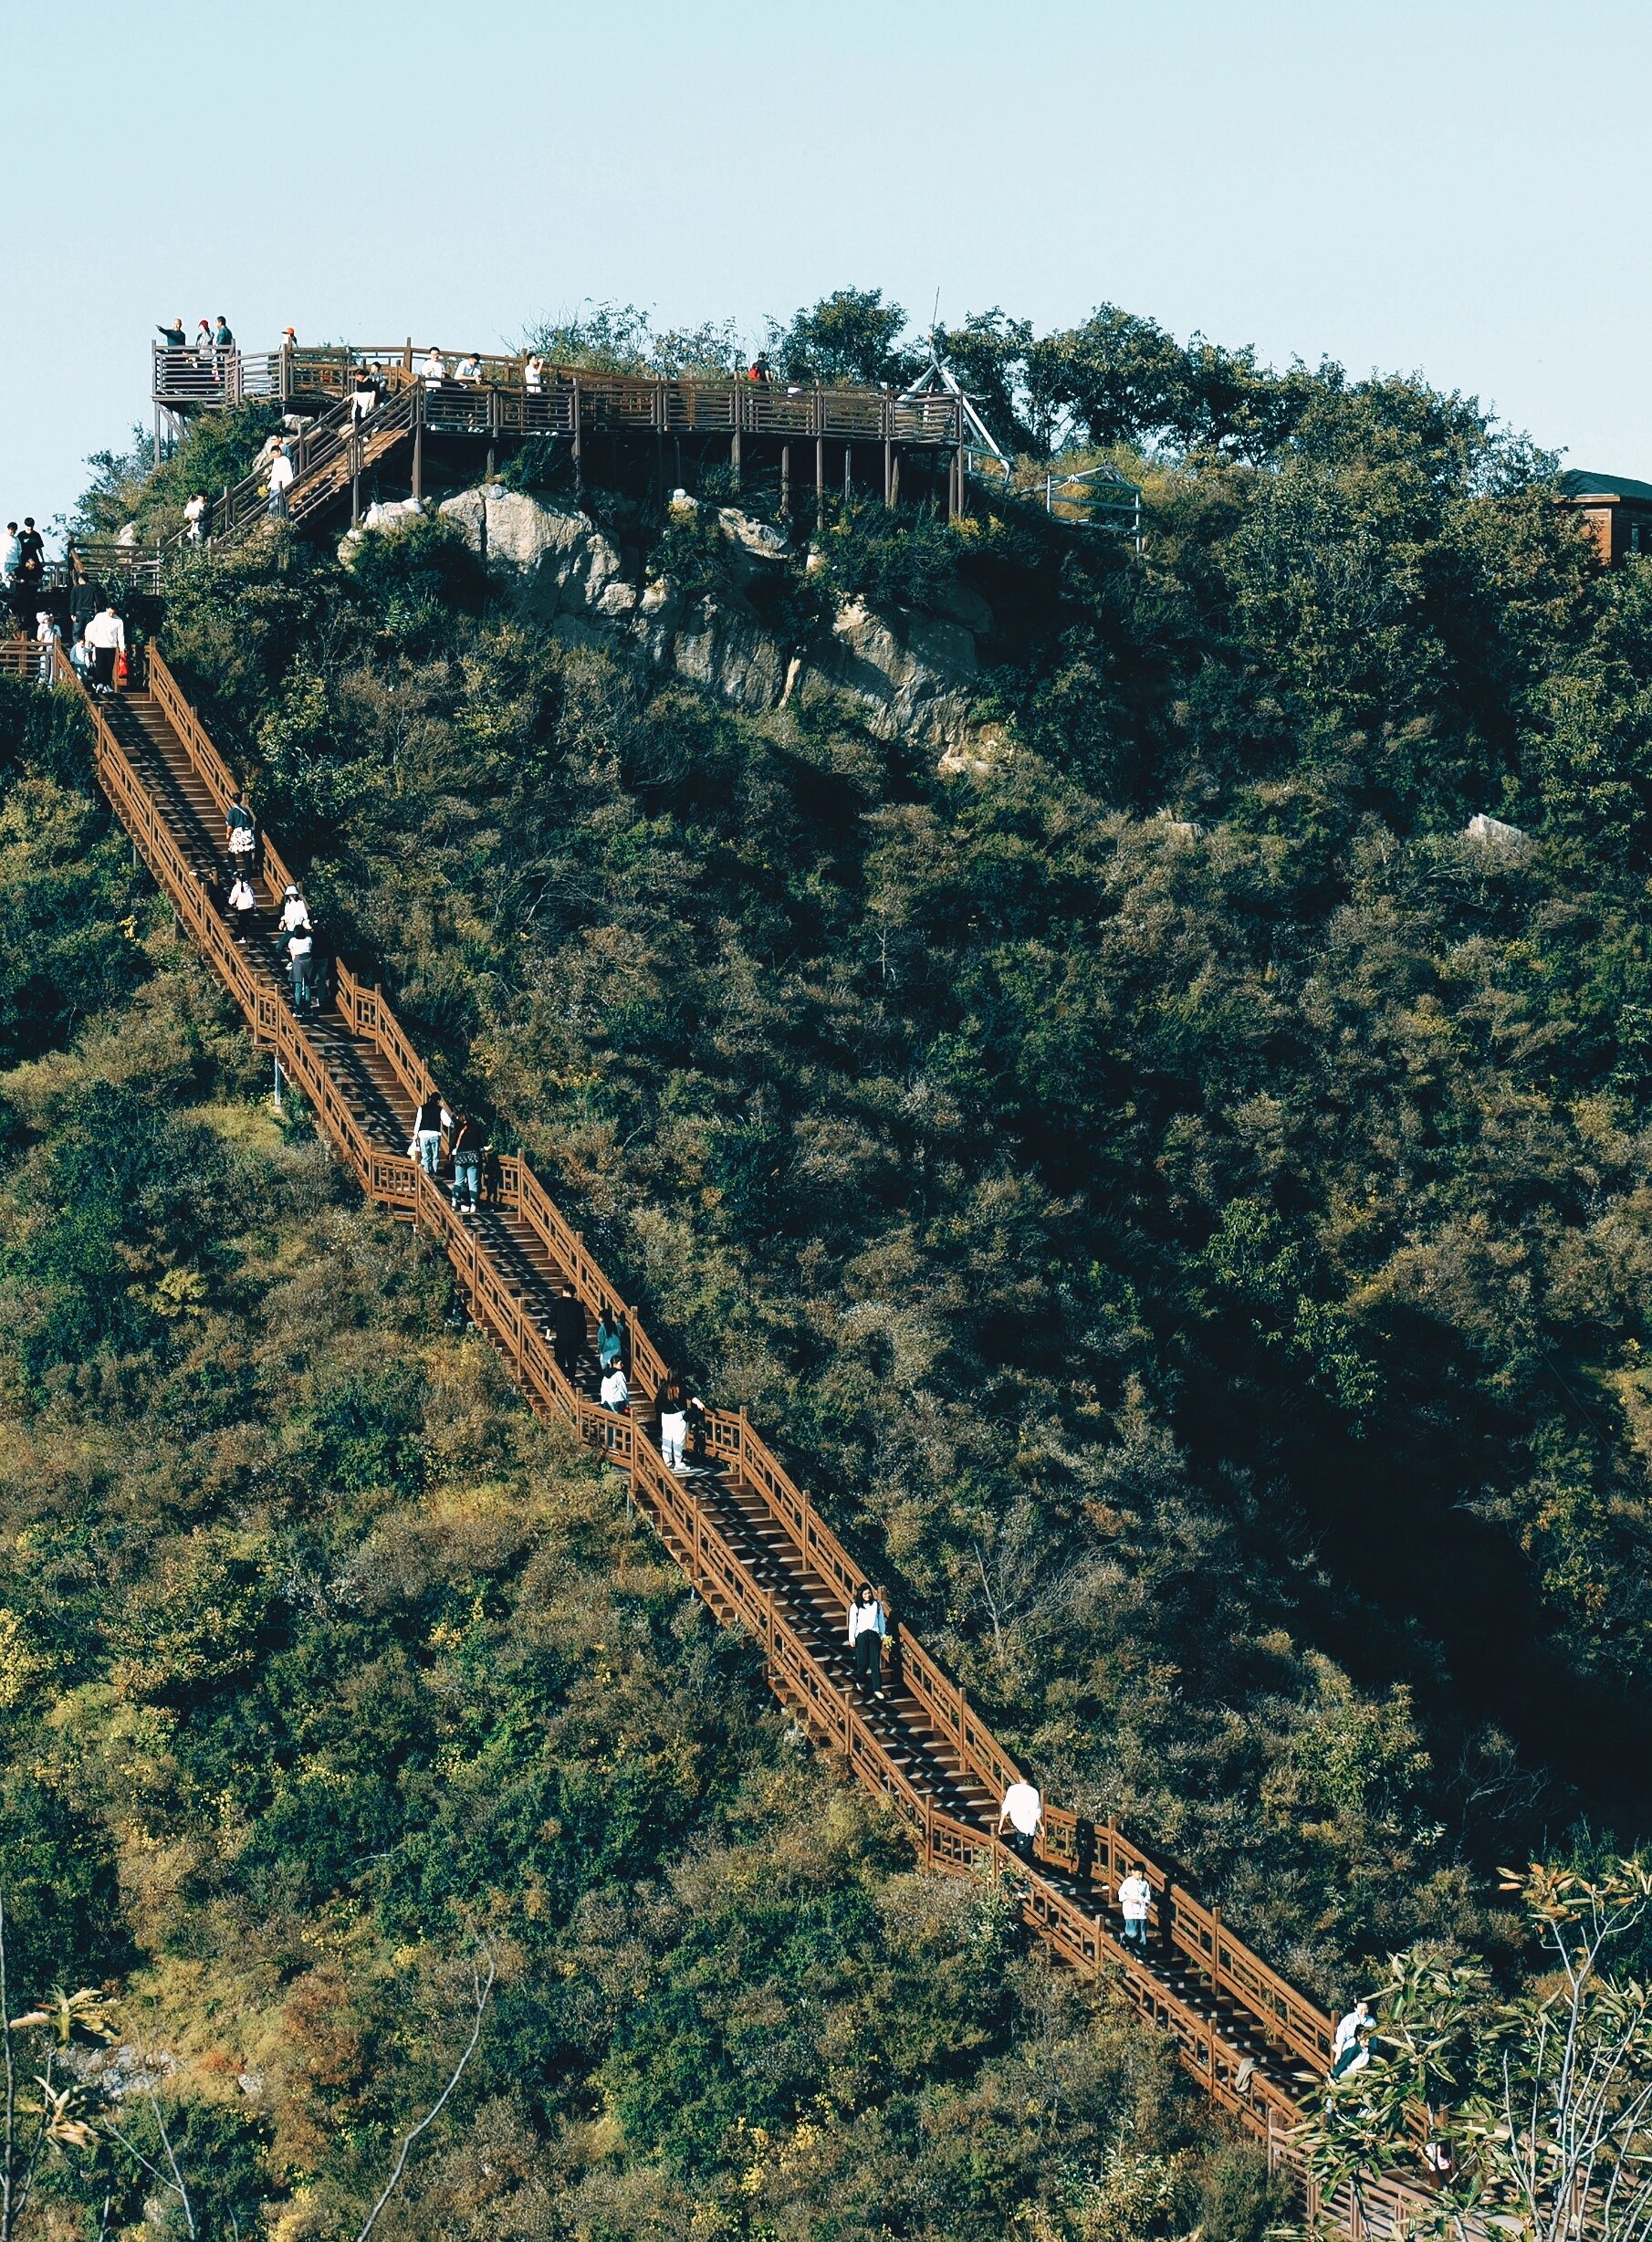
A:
45 644 1431 2240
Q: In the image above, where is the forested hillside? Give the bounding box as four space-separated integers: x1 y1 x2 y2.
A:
16 287 1652 2234
0 688 1273 2238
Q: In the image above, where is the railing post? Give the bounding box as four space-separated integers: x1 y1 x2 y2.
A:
571 378 582 496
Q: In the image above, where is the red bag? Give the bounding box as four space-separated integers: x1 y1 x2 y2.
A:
114 650 129 686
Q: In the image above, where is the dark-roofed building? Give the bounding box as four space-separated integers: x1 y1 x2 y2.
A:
1559 468 1652 564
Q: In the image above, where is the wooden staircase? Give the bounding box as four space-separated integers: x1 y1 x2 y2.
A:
47 645 1438 2237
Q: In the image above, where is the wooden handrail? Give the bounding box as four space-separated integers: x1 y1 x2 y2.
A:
153 340 967 448
49 648 1461 2234
132 644 1338 2080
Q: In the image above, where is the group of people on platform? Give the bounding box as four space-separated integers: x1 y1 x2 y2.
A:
3 519 47 640
156 315 237 361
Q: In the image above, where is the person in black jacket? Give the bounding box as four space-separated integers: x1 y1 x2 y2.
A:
448 1113 480 1213
548 1284 586 1382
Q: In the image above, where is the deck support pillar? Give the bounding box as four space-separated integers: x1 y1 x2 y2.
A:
889 446 900 509
731 426 741 488
412 416 423 505
816 434 825 522
572 378 583 497
844 445 852 503
884 435 894 508
780 442 790 517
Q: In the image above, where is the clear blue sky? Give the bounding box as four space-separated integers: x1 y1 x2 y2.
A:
5 0 1646 545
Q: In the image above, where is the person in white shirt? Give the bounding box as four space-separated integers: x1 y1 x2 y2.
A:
846 1583 887 1696
1117 1867 1153 1958
600 1363 629 1412
33 611 59 683
82 602 126 692
2 524 21 581
288 925 317 1015
408 1095 452 1176
523 354 544 395
1330 1999 1373 2080
997 1779 1043 1862
277 884 309 939
184 491 207 543
350 368 379 423
455 353 482 385
422 347 445 389
227 872 258 943
266 442 295 519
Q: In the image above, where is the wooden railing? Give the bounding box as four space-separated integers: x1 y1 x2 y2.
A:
136 647 1335 2070
40 648 1459 2234
0 639 51 684
154 341 965 447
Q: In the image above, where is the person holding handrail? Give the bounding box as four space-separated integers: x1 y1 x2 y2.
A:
350 365 380 423
1117 1864 1153 1958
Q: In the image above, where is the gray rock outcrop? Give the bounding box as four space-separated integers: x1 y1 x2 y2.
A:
347 487 991 754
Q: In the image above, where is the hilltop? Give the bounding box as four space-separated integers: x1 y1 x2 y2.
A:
8 282 1652 2234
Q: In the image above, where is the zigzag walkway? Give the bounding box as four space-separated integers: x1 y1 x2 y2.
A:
50 645 1429 2237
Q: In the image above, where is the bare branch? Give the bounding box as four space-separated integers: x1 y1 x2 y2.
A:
353 1950 496 2242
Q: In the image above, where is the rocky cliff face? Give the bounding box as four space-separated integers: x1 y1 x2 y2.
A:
350 488 994 758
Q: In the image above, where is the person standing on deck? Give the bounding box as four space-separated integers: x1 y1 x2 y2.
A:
448 1112 481 1214
655 1373 688 1473
548 1283 585 1383
195 320 215 365
157 317 186 348
1117 1865 1153 1958
266 442 294 519
82 602 125 693
214 316 235 349
847 1583 886 1696
350 365 380 423
997 1778 1043 1863
422 346 445 389
409 1094 450 1176
524 355 545 395
1 525 18 583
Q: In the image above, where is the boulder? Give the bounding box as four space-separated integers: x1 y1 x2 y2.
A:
1465 812 1528 850
343 485 990 752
